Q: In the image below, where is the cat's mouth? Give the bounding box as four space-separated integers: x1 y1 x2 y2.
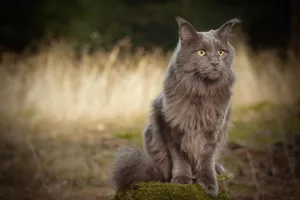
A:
203 71 222 83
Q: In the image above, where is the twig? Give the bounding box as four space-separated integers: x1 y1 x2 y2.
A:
277 119 297 183
25 135 42 172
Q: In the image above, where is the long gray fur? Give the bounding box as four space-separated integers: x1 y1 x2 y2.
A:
111 16 241 197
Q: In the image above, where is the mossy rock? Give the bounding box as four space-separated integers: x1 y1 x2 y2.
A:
111 175 230 200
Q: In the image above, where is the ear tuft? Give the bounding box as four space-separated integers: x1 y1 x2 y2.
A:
216 18 242 41
226 18 242 25
175 16 189 26
174 16 198 45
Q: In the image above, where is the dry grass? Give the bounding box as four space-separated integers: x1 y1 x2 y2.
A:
0 37 299 126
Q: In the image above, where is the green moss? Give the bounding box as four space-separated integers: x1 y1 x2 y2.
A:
111 175 230 200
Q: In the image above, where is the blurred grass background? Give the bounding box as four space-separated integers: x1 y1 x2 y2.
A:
0 0 300 200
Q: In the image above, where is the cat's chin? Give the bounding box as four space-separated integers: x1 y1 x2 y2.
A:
203 75 222 84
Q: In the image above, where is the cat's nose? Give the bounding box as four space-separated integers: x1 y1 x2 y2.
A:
210 62 219 66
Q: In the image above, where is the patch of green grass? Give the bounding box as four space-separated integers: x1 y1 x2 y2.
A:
114 131 143 146
240 101 277 113
232 101 277 120
229 102 300 148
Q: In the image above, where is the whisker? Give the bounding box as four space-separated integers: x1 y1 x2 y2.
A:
173 74 185 94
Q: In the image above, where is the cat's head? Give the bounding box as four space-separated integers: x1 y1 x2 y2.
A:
172 17 241 87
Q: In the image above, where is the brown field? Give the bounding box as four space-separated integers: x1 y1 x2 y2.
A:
0 36 300 199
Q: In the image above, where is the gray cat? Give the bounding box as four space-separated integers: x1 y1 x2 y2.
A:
111 16 241 197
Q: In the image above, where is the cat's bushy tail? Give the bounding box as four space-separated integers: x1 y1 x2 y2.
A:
111 146 164 188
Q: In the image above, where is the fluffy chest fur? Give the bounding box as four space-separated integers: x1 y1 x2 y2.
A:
164 95 227 132
162 74 232 136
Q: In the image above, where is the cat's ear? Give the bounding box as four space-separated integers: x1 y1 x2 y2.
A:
175 16 198 45
216 18 242 42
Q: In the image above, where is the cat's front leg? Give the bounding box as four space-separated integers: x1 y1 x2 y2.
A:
195 143 218 197
168 143 193 184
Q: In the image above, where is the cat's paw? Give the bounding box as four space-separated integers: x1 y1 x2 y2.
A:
196 171 219 197
171 176 193 184
215 163 226 174
197 180 219 197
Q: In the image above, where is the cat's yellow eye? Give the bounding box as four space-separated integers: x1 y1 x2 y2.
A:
218 50 225 56
197 50 206 56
